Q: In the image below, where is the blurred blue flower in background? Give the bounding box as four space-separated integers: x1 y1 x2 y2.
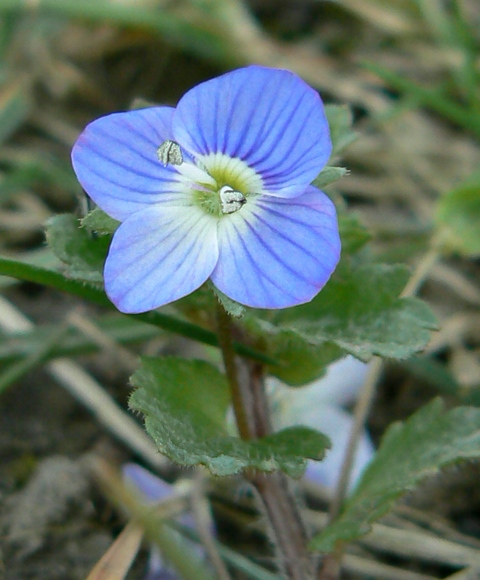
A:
123 463 202 580
72 66 340 313
271 356 375 493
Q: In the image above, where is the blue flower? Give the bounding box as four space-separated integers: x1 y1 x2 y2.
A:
72 66 340 313
270 357 374 493
123 463 207 580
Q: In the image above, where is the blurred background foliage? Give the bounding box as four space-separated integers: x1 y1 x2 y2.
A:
0 0 479 578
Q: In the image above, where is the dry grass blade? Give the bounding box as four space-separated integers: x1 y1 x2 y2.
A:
0 295 165 471
86 521 144 580
343 554 437 580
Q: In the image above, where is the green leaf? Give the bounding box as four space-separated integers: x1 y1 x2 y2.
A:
247 263 438 385
0 256 112 305
46 213 110 283
81 207 120 235
278 263 438 361
435 181 480 257
325 104 357 157
130 358 330 477
0 325 69 396
210 282 245 318
312 166 349 189
338 213 371 255
249 323 343 386
310 399 480 552
0 314 160 365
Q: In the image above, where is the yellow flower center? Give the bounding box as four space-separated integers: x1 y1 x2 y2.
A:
180 152 263 217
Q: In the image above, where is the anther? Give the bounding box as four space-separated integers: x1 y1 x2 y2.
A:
157 140 183 166
219 186 247 214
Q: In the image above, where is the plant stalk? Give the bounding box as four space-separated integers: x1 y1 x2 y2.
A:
215 301 313 579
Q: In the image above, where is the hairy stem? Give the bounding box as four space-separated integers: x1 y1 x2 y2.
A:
215 301 313 579
252 471 315 579
216 302 254 440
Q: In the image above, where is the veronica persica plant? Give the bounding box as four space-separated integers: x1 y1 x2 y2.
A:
71 65 340 313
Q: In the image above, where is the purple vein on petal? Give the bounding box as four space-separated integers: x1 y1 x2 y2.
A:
111 209 203 275
217 221 267 305
245 91 309 169
242 217 318 288
229 218 301 300
261 198 338 232
237 98 292 163
252 212 329 276
79 164 184 209
105 207 218 312
87 133 160 171
80 149 166 185
225 97 246 158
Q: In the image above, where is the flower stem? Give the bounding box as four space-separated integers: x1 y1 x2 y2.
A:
251 471 315 579
215 302 253 440
215 300 313 579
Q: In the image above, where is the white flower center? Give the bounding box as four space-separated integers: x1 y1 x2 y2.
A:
158 141 263 217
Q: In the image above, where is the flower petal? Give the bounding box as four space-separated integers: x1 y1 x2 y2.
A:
173 66 331 198
211 186 340 308
123 463 173 503
302 406 374 492
72 107 187 221
270 372 374 492
287 356 370 409
104 205 218 313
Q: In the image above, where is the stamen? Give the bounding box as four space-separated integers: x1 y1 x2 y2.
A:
176 162 216 187
219 185 247 214
157 140 183 166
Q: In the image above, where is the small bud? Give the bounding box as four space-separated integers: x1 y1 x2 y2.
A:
157 140 183 166
219 186 247 214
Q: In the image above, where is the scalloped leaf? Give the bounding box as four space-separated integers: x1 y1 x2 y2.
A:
274 263 437 361
337 213 371 255
251 324 343 386
129 357 330 477
45 213 109 283
311 399 480 552
81 207 120 236
247 263 437 386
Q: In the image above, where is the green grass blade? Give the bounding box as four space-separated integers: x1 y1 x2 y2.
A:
0 315 158 363
176 523 281 580
365 61 480 139
0 325 68 395
450 0 479 109
0 0 231 63
0 257 276 365
0 80 31 145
